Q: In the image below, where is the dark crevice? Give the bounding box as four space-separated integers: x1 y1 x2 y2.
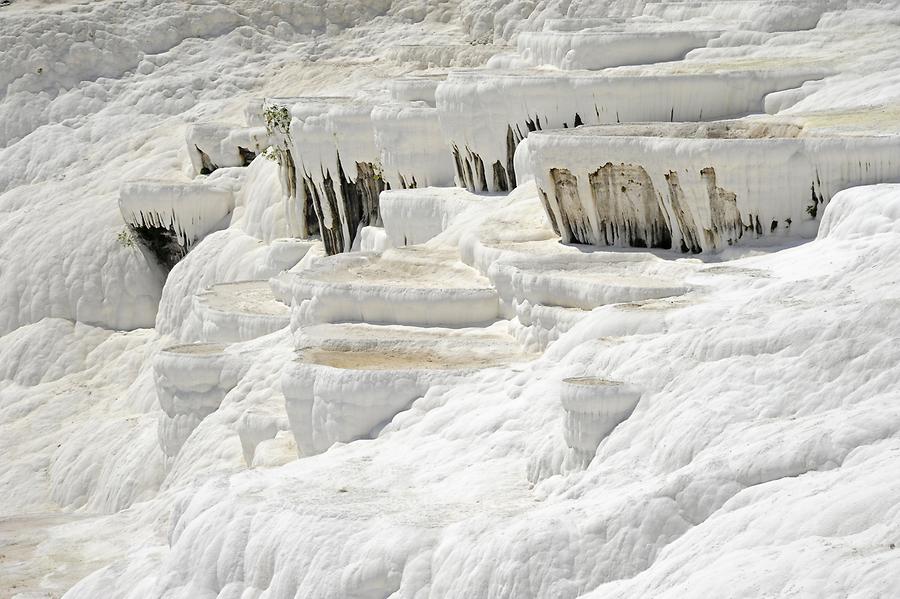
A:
237 146 256 166
301 152 386 255
195 145 218 175
128 222 187 272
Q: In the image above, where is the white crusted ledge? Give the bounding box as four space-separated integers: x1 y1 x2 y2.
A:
372 102 455 190
436 66 824 192
528 120 900 252
379 187 489 246
189 280 290 342
561 377 641 456
282 323 534 455
118 179 234 269
154 343 245 459
271 247 499 328
516 29 722 71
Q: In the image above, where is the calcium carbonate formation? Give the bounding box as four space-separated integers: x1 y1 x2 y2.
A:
515 29 724 71
186 122 271 175
271 247 500 328
118 179 235 270
529 120 900 252
154 343 246 460
435 66 824 193
560 377 641 457
283 323 533 455
11 1 894 595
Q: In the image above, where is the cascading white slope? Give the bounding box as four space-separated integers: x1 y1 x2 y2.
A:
5 1 900 598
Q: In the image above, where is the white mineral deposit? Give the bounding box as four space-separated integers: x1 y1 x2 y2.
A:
2 1 900 598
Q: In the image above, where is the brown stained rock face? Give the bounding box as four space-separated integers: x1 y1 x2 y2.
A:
588 163 672 250
493 160 509 192
665 171 703 254
700 167 744 248
301 154 386 255
281 149 319 238
505 125 523 189
453 145 489 192
538 189 560 235
398 174 418 190
550 168 592 244
353 161 385 230
305 170 345 255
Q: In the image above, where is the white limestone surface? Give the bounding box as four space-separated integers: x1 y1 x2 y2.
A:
186 280 291 343
283 322 535 455
6 1 900 598
516 29 723 71
185 122 271 175
528 120 900 252
271 247 500 328
154 342 247 459
489 252 693 314
118 179 235 257
386 74 447 105
379 187 494 246
436 66 824 192
371 102 456 189
560 377 642 455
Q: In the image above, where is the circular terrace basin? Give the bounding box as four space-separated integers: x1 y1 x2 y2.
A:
154 342 245 458
271 247 500 327
282 323 535 455
489 252 691 312
560 377 641 455
191 280 290 343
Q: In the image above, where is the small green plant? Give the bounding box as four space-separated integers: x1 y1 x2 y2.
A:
264 103 292 142
262 146 280 162
117 228 135 248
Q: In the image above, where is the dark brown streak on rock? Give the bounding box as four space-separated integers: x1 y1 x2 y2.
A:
589 163 672 250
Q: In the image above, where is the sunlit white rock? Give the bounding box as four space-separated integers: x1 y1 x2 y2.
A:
185 122 270 175
188 280 290 342
517 29 723 71
264 238 316 272
529 120 900 253
271 247 499 328
283 323 534 455
118 179 234 269
640 0 831 33
560 377 641 455
490 252 691 315
154 342 245 459
379 187 490 246
386 74 446 105
436 66 823 192
235 405 290 467
371 102 456 189
356 226 392 252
